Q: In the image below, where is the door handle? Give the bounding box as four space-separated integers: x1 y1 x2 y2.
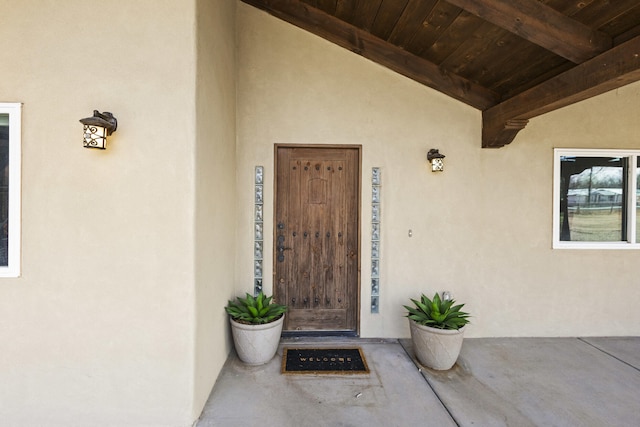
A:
277 235 291 262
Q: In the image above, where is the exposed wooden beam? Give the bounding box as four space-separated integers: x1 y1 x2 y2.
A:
445 0 612 64
482 35 640 148
241 0 500 110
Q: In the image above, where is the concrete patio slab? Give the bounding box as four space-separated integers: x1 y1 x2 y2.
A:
197 338 455 427
198 337 640 427
581 336 640 369
401 337 640 427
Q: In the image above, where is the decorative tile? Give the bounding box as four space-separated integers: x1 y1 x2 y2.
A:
372 223 380 241
371 278 379 295
254 166 264 296
372 186 380 203
371 167 382 313
372 167 381 186
254 259 263 278
371 296 379 314
371 241 379 258
372 204 380 222
371 259 379 277
255 185 263 203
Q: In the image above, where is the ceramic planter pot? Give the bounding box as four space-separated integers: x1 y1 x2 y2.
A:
409 318 465 370
230 314 284 365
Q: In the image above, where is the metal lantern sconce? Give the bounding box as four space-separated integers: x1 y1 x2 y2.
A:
80 110 117 149
427 149 445 172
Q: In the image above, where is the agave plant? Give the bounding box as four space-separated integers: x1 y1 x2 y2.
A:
404 292 470 330
225 292 287 325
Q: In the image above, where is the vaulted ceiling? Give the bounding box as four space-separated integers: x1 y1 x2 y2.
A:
241 0 640 148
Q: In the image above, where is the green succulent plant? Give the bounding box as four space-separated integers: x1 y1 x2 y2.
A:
225 292 287 325
404 292 470 330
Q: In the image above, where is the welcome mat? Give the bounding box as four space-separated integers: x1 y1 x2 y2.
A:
281 348 369 374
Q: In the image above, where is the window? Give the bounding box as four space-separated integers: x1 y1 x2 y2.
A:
0 103 21 276
553 149 639 249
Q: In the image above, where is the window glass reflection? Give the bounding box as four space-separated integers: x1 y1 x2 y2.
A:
637 157 640 244
559 156 625 242
0 114 9 266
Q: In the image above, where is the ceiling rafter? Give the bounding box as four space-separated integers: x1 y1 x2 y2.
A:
444 0 612 64
483 35 640 147
241 0 640 149
243 0 499 109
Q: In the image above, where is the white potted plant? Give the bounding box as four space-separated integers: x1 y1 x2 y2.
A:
225 292 287 365
404 292 470 370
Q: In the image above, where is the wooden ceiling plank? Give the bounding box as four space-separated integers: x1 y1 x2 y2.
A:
315 0 337 15
421 10 485 64
497 61 576 102
444 0 612 63
334 0 358 23
455 30 523 84
370 0 410 41
571 0 640 30
482 37 568 94
387 0 439 48
545 0 597 18
406 0 463 57
493 55 571 98
482 35 640 147
598 5 640 44
351 0 383 31
477 39 542 90
440 22 508 76
615 25 640 46
241 0 499 109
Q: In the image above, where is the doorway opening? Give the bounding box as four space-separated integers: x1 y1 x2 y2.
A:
274 145 361 335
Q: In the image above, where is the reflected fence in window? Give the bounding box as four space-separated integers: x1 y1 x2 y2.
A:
0 103 21 275
554 149 640 248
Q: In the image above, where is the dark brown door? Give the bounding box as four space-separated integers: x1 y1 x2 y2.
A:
274 146 360 333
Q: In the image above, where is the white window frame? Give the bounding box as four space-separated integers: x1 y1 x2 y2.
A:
553 148 639 249
0 103 22 276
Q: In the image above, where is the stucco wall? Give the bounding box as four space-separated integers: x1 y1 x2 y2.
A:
0 1 199 426
2 1 636 423
194 0 237 419
237 3 640 339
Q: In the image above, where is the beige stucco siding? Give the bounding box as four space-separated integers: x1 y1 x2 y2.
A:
237 3 640 339
194 0 237 419
0 1 202 426
0 0 638 425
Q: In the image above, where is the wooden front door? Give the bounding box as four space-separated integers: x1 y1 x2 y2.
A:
274 145 360 333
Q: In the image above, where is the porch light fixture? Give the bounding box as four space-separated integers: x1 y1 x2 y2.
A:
427 149 445 172
80 110 117 149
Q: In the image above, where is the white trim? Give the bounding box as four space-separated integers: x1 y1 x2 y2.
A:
0 103 22 277
552 149 561 247
628 155 638 246
553 148 640 250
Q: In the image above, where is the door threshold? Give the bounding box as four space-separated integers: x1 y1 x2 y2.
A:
281 330 358 338
280 336 399 345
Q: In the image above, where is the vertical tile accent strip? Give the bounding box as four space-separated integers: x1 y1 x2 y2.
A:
371 167 381 313
254 166 264 296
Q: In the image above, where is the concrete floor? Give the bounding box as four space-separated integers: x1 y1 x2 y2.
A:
197 337 640 427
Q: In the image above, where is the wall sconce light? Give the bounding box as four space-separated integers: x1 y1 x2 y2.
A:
427 149 445 172
80 110 117 149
